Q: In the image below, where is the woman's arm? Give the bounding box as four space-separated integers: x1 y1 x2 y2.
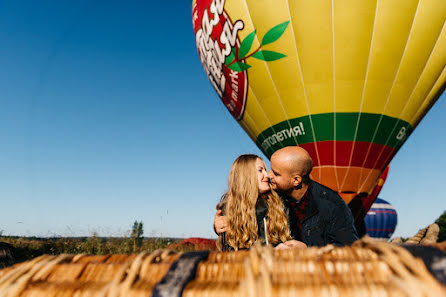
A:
214 196 229 235
214 209 228 235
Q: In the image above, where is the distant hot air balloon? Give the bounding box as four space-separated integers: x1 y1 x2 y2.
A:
192 0 446 217
364 198 398 241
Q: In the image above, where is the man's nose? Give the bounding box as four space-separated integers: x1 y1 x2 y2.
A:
267 171 273 179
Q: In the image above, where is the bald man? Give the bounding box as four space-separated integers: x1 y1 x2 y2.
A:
267 146 358 246
214 146 358 247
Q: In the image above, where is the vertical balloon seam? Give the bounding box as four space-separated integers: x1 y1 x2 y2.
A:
414 66 446 123
407 22 446 127
358 0 421 191
411 66 446 128
343 0 380 192
237 68 261 139
243 50 284 156
232 0 284 157
399 2 446 125
247 86 283 158
372 0 444 140
357 0 420 187
331 0 341 191
241 0 300 149
399 70 446 155
355 2 416 188
239 111 259 141
397 20 446 134
245 111 262 139
238 35 279 151
243 103 269 147
359 1 443 191
239 4 286 158
285 0 322 180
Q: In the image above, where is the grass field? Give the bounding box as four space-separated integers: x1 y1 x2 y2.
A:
0 221 218 267
0 235 183 265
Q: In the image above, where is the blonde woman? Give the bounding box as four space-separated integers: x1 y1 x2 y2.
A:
216 154 293 251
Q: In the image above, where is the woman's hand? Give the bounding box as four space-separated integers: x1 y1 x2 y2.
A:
214 209 228 235
275 240 307 250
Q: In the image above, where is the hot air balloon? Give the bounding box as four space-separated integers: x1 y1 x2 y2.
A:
364 198 398 241
192 0 446 218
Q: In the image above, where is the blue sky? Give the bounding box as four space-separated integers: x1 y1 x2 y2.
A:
0 1 444 239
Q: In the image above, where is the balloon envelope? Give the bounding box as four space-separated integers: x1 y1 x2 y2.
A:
193 0 446 209
349 166 389 225
364 198 398 240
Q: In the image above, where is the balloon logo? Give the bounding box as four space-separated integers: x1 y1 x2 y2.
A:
193 0 446 212
364 198 398 241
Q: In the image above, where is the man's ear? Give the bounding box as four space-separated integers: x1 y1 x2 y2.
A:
292 175 302 187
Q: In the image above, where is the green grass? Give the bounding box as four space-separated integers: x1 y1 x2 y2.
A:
0 235 181 265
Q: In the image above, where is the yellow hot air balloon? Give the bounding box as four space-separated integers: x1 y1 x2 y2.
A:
192 0 446 210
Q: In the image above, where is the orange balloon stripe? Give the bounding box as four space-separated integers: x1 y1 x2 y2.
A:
310 166 381 195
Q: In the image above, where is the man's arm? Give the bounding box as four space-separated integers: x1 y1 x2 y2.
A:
275 240 307 250
327 199 359 246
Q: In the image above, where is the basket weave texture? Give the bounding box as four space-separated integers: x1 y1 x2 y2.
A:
0 238 444 297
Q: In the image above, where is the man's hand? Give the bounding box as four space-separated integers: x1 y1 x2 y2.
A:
214 209 228 235
274 240 307 250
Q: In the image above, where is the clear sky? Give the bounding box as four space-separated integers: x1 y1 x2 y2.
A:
0 1 444 239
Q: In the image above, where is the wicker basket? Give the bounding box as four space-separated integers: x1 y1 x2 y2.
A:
0 238 444 297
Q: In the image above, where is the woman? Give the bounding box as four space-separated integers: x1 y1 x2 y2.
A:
216 154 292 251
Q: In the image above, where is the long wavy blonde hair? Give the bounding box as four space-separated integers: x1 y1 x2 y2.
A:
217 154 291 250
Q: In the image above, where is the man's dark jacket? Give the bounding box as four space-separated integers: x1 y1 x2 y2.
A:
280 180 358 246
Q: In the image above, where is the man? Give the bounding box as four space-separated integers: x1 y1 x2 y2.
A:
214 146 358 248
